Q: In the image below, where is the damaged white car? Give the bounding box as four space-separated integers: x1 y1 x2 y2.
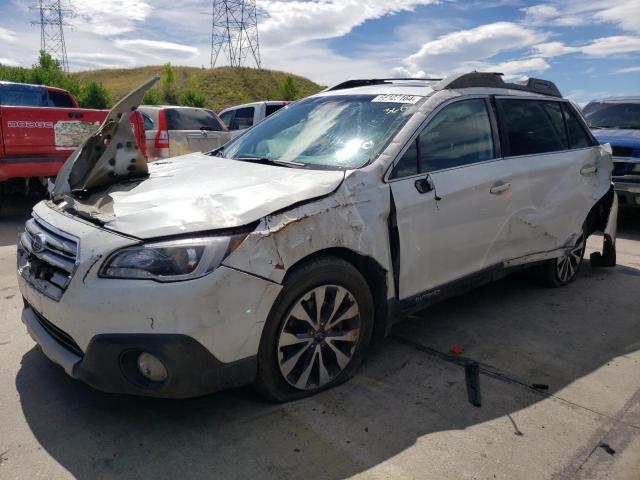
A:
17 73 618 400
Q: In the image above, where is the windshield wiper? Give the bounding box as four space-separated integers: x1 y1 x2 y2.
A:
234 156 305 168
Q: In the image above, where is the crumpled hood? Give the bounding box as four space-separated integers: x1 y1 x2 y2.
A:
71 153 345 239
592 128 640 150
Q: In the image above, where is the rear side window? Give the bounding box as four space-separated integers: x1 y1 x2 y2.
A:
164 108 223 131
141 113 154 131
498 99 568 156
231 107 255 129
391 98 494 178
562 103 597 149
265 104 285 116
48 90 75 108
0 87 47 107
219 110 233 128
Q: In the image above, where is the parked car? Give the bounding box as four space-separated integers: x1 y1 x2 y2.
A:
138 105 230 160
17 73 617 401
583 97 640 208
219 101 290 135
0 81 146 195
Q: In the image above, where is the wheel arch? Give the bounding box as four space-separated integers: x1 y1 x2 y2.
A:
282 247 391 340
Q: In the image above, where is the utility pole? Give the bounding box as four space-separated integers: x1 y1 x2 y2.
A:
32 0 72 71
210 0 261 69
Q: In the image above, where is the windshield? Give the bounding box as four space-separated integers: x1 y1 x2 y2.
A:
583 101 640 129
219 94 422 169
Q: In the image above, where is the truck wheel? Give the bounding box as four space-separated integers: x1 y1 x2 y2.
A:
538 235 586 287
255 256 374 402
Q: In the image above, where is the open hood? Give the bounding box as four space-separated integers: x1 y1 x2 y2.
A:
67 153 345 238
52 76 159 200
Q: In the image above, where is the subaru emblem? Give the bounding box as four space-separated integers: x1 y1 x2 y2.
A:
31 233 46 253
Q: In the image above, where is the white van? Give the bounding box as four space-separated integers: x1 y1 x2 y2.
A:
17 73 617 400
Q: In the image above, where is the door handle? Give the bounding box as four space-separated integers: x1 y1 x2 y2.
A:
68 112 83 119
580 165 598 175
490 182 511 195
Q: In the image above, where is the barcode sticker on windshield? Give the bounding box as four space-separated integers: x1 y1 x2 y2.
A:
371 94 422 104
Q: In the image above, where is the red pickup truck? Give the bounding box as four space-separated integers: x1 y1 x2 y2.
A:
0 81 146 194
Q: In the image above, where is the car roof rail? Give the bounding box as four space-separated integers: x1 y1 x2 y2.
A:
433 72 563 98
326 78 442 91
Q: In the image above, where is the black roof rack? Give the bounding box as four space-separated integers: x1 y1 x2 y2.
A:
326 78 442 91
326 72 562 98
433 72 562 98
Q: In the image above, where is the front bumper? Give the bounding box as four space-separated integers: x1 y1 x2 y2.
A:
23 305 256 398
17 201 282 398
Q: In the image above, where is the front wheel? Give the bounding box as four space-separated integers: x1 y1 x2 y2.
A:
255 257 374 402
538 235 586 287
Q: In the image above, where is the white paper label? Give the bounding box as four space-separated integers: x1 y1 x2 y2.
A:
371 94 422 104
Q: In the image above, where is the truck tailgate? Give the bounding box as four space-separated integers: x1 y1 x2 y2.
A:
0 107 146 181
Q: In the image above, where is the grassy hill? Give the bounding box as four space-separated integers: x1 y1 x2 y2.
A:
72 66 323 112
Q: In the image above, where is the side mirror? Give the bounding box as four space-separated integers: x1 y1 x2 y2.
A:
414 175 435 194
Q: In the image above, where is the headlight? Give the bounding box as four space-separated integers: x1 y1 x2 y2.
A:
100 235 246 282
632 163 640 173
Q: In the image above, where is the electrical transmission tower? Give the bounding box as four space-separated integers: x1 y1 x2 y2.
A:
210 0 261 69
32 0 72 72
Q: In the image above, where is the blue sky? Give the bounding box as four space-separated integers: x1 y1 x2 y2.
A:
0 0 639 104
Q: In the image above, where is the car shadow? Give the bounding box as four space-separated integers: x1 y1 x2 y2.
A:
15 257 640 479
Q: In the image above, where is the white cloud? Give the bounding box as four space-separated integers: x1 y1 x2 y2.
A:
488 57 550 76
532 36 640 60
261 43 384 86
114 39 200 57
70 0 152 36
0 57 20 67
615 66 640 74
401 22 547 76
593 1 640 32
257 0 438 46
67 52 137 69
522 1 640 31
533 41 578 57
0 26 16 42
581 36 640 57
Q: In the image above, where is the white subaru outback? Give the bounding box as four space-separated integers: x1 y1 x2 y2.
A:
17 73 618 400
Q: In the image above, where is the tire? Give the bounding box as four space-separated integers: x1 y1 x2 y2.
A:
538 235 586 287
255 256 374 402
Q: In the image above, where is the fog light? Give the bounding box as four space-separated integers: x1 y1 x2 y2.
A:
137 352 168 383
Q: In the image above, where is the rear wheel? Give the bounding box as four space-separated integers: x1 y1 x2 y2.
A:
255 257 374 402
538 235 586 287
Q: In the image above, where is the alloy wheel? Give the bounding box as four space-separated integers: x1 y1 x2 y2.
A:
277 285 361 391
556 237 585 283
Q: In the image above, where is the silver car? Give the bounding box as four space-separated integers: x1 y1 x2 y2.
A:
17 73 618 400
138 105 231 160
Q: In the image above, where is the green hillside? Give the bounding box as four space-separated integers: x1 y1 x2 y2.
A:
72 66 324 112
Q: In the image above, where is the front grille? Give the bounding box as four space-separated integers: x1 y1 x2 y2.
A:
612 146 635 158
30 305 83 357
613 162 634 176
18 214 79 301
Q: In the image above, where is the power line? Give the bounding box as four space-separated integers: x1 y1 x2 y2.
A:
31 0 72 72
210 0 261 69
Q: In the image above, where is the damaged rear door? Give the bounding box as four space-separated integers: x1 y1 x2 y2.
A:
496 98 603 256
389 97 512 300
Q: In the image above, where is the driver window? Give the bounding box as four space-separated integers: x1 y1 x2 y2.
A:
391 98 494 179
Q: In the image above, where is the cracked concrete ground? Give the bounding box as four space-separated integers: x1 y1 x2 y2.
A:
0 196 639 480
